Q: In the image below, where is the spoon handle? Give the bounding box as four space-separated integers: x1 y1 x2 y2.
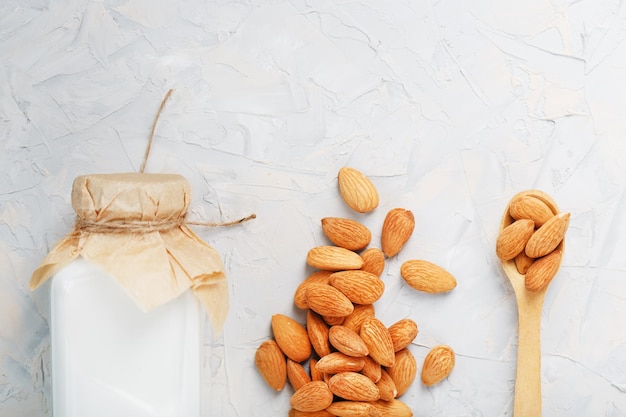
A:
514 292 544 417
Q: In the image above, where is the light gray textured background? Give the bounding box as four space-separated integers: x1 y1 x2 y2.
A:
1 1 626 416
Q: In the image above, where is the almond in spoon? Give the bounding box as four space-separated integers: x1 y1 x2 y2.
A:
524 249 563 292
514 250 535 275
525 212 570 258
495 219 535 261
509 194 554 226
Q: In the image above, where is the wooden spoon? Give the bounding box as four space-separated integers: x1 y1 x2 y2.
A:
499 190 564 417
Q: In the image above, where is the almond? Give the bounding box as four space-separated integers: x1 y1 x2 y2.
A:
386 348 417 396
310 358 324 382
323 315 345 326
289 410 335 417
495 219 535 261
329 270 385 305
321 217 372 251
315 352 366 374
525 249 563 292
381 208 415 257
306 283 355 317
290 381 334 412
307 310 332 358
255 340 287 391
307 246 364 271
400 260 457 293
514 250 535 275
337 167 379 213
421 345 455 386
360 247 385 277
326 401 382 417
360 355 382 383
509 194 554 227
342 304 375 333
323 372 331 385
294 270 333 309
328 372 381 402
272 314 312 363
322 316 346 326
388 318 418 352
376 369 398 401
360 318 395 367
370 399 413 416
525 212 570 258
329 325 369 357
288 358 312 391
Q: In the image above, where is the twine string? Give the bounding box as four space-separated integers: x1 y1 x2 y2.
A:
74 217 186 234
74 213 258 234
187 213 257 227
132 89 256 229
139 89 174 173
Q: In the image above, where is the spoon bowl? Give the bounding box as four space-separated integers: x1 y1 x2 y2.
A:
499 190 564 417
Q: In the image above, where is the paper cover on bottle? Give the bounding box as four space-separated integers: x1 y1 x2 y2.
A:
30 173 228 332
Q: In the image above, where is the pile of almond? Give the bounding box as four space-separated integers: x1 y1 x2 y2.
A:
496 191 570 292
255 167 457 416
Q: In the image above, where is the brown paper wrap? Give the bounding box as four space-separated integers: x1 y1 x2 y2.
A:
30 173 229 333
